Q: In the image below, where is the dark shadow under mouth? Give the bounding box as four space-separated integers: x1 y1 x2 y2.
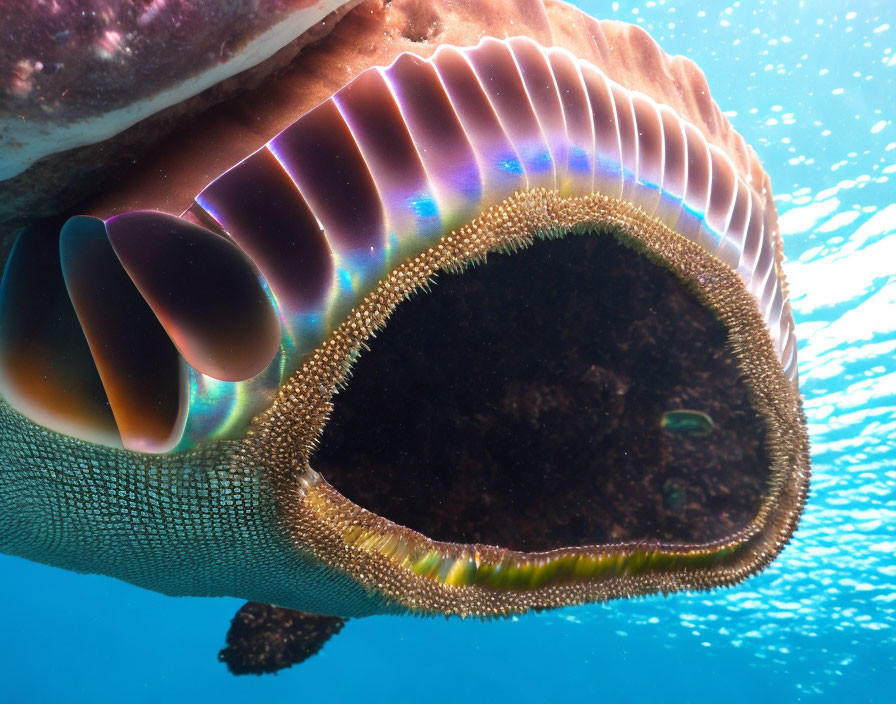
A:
311 230 770 553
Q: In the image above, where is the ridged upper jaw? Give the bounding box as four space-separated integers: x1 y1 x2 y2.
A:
254 189 809 617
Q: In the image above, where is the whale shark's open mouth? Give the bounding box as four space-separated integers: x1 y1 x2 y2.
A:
313 229 768 552
263 191 808 614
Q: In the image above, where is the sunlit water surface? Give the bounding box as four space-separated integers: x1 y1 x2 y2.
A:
1 1 894 701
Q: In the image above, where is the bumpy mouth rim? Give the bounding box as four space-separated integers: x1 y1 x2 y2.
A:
254 189 810 617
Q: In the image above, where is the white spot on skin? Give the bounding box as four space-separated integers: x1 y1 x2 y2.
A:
8 59 42 98
138 0 169 26
96 30 123 60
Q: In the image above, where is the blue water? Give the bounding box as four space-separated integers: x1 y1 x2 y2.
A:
2 1 895 701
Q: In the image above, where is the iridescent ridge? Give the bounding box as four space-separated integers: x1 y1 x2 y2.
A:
268 100 387 256
383 53 484 225
610 83 640 203
548 49 596 197
193 148 336 315
717 179 752 272
654 104 687 225
0 219 122 449
333 68 445 251
674 120 713 246
430 45 529 200
631 92 665 217
465 38 558 190
581 63 625 201
59 216 186 452
105 211 281 383
702 146 739 254
508 38 570 190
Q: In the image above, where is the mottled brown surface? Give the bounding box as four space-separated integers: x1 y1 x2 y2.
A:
0 1 346 121
0 0 361 225
219 601 345 675
312 231 770 552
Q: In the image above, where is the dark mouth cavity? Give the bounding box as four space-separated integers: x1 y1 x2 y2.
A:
311 231 770 553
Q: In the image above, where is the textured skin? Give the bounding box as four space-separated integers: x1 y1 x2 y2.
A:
0 401 394 618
